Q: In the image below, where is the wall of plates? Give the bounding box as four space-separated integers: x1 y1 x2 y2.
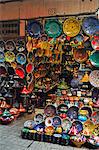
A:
21 15 99 148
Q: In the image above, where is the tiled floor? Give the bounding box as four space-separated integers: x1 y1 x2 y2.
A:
0 111 91 150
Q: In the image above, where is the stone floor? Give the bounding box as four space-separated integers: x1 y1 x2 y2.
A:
0 110 92 150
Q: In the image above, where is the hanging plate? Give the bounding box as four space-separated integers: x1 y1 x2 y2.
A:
5 40 16 51
89 51 99 67
27 20 42 38
16 39 25 52
82 17 99 35
45 20 62 38
15 67 25 79
0 40 5 51
73 49 88 63
16 53 26 65
0 51 5 63
91 32 99 50
5 51 15 63
26 63 34 73
89 70 99 88
0 65 7 76
63 18 81 37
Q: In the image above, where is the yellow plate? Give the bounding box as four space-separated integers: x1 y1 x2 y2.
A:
63 18 81 37
5 51 15 63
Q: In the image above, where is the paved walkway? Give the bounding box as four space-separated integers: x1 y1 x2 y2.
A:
0 112 91 150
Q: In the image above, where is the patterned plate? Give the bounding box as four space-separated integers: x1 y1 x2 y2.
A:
89 51 99 67
73 49 88 63
27 20 42 38
16 39 25 52
82 17 99 35
0 40 5 51
5 40 16 51
52 116 62 127
89 70 99 88
0 51 5 62
45 117 53 127
91 32 99 50
16 53 26 65
5 51 15 62
63 18 81 37
15 67 25 79
45 20 62 38
44 105 56 117
62 119 72 133
34 113 44 124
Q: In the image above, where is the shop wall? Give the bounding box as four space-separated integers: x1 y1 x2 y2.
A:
0 0 98 21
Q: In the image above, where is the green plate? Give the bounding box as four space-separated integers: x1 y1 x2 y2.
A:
89 51 99 67
45 20 62 38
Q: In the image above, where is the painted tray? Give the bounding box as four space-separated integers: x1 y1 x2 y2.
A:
15 67 25 79
0 40 5 51
63 18 81 37
5 40 16 51
89 70 99 88
27 20 42 38
73 49 88 63
45 20 62 38
5 51 15 62
16 53 26 65
82 17 99 35
91 32 99 50
0 51 5 63
89 51 99 67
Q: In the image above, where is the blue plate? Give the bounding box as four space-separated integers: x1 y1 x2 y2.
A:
27 20 42 38
0 51 5 62
16 53 26 65
82 17 99 35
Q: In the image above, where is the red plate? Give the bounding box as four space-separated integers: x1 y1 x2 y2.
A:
15 67 25 79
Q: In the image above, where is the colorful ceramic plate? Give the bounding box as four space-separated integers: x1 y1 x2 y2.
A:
15 67 25 79
45 20 62 38
62 119 72 133
34 113 44 124
5 40 16 51
91 32 99 50
0 51 5 62
0 40 5 51
16 53 26 65
45 117 53 127
27 20 42 38
0 65 7 76
44 105 56 117
26 63 34 73
63 18 81 37
24 120 36 129
73 49 88 63
52 116 62 127
67 106 79 120
69 121 83 135
89 70 99 88
89 51 99 67
5 51 15 62
16 39 25 52
82 17 99 35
